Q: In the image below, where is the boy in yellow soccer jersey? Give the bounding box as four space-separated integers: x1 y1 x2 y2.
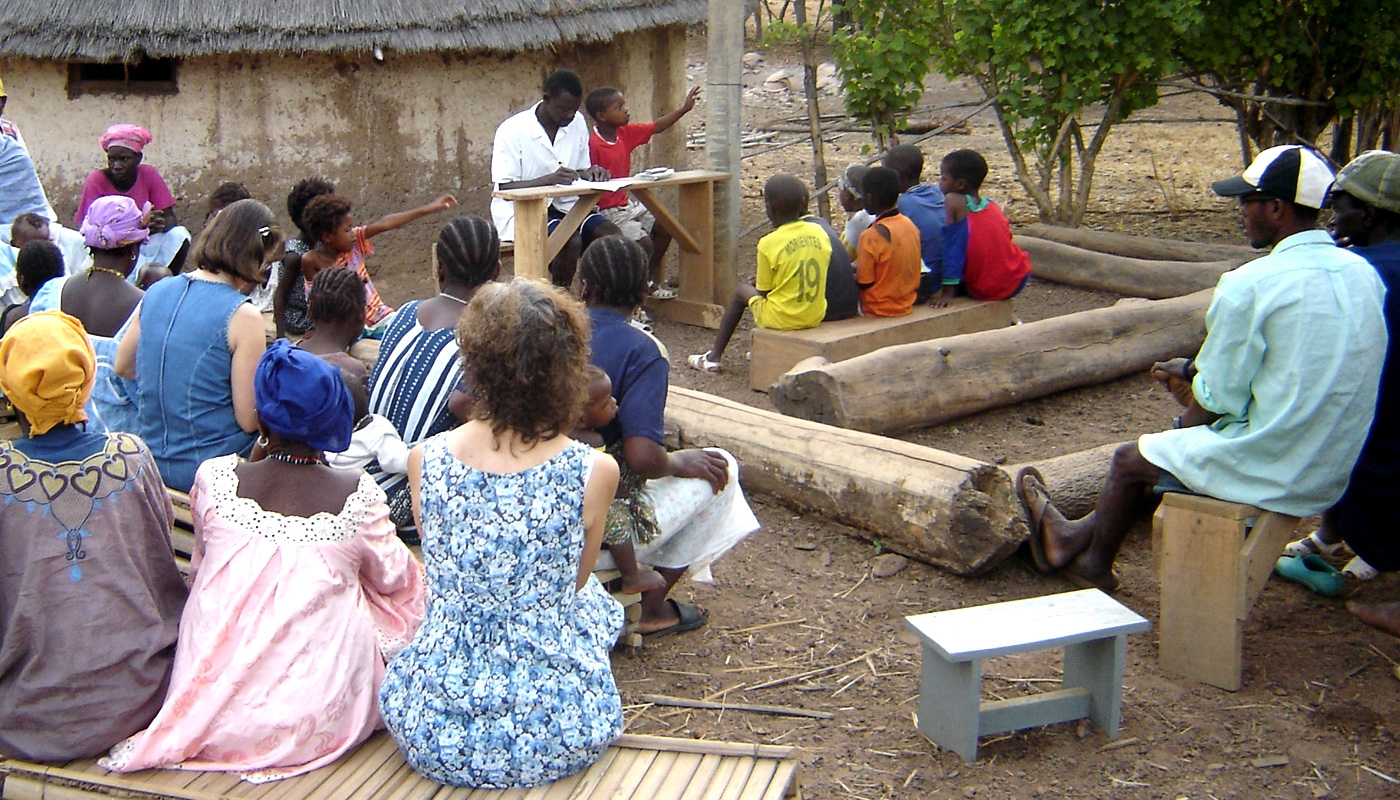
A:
687 174 832 373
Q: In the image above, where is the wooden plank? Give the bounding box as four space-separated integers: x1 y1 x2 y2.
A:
613 735 795 760
279 734 401 800
631 188 701 254
543 746 618 800
734 760 778 800
333 744 417 800
572 748 639 800
1237 511 1300 618
183 770 246 795
750 300 1015 391
601 750 658 800
544 196 603 266
1 764 228 800
977 688 1093 736
1157 492 1256 520
511 197 552 282
1157 500 1246 691
675 181 717 305
698 757 755 800
645 298 724 329
675 756 735 800
758 761 799 800
493 170 729 201
377 765 442 800
613 751 677 800
642 752 704 800
905 589 1150 663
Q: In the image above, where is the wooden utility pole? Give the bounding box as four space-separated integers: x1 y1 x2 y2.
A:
795 0 830 218
707 0 744 301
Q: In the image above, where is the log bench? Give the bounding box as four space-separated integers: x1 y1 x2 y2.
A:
0 732 799 800
748 298 1015 391
905 589 1150 761
1152 493 1301 691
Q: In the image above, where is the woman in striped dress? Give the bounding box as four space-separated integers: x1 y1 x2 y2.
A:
367 216 500 530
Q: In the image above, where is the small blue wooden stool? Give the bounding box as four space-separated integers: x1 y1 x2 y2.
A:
905 589 1150 760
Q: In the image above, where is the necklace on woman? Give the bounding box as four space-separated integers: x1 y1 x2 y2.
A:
266 450 327 466
438 291 469 304
88 265 130 280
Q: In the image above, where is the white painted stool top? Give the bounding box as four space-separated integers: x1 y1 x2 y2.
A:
905 589 1150 662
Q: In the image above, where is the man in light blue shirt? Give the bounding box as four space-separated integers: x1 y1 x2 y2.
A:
1016 145 1387 592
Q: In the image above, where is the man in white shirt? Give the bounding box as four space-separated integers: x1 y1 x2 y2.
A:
492 69 617 287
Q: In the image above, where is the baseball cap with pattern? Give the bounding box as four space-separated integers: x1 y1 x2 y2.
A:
1333 150 1400 214
1211 145 1334 209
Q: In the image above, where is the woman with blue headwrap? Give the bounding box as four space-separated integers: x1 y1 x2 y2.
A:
104 341 425 782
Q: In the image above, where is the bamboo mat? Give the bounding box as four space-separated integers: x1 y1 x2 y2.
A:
0 733 800 800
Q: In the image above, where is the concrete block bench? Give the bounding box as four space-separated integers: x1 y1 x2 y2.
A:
748 298 1015 391
1153 492 1301 691
905 589 1150 760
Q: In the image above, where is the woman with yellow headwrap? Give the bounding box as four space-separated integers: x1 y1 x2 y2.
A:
0 311 187 761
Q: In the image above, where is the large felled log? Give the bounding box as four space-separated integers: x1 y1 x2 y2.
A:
770 290 1211 435
1020 223 1257 264
664 387 1026 575
1004 441 1129 520
1017 236 1239 298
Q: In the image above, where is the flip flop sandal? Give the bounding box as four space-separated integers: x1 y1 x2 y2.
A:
687 352 722 373
1015 466 1056 574
1343 555 1380 581
1283 530 1346 558
643 599 709 641
1274 554 1345 597
1063 554 1121 593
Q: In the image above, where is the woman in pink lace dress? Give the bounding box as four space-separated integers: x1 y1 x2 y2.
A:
103 341 425 782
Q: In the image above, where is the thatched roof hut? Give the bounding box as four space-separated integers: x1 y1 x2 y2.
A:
0 0 706 60
0 1 700 292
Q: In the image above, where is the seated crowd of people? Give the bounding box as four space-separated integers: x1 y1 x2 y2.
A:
0 76 762 786
0 63 1396 792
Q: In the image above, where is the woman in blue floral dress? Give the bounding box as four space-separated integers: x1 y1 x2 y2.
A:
379 277 623 789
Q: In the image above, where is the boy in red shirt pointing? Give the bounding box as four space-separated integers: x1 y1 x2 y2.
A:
586 85 700 298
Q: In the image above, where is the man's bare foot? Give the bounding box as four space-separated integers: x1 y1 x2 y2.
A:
1348 600 1400 637
620 566 668 595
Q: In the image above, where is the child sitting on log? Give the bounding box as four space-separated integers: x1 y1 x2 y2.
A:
687 174 832 372
856 167 922 318
572 365 667 595
931 149 1032 306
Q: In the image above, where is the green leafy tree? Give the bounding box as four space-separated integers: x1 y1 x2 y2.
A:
928 0 1200 225
831 1 939 149
1177 0 1400 165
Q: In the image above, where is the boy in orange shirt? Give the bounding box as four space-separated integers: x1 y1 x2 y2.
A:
856 167 922 317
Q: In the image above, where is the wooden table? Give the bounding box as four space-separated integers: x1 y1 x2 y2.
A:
494 169 732 328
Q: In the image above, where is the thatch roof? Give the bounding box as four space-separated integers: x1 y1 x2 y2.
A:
0 0 706 61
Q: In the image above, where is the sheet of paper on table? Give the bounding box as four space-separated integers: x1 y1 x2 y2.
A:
565 177 638 192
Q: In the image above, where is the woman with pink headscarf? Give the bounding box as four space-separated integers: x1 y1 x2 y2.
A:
76 124 190 281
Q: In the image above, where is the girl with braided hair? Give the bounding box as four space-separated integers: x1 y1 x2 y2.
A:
367 214 501 533
298 265 371 383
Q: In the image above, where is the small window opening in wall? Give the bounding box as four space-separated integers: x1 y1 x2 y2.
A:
67 58 178 98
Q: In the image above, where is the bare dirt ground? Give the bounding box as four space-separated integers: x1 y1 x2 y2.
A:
366 36 1400 800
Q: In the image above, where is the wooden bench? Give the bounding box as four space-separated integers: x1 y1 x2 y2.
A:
166 490 644 649
905 589 1150 761
1152 493 1301 691
0 732 799 800
748 298 1016 391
